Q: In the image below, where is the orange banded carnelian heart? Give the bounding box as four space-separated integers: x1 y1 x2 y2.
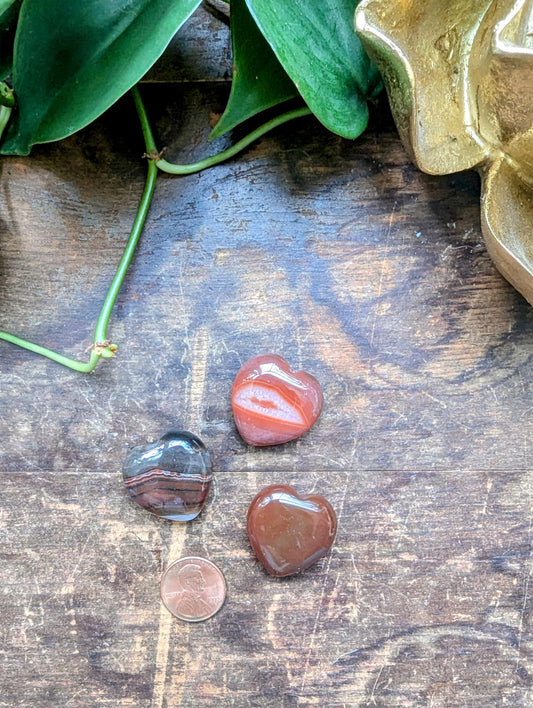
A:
231 354 323 446
247 484 337 577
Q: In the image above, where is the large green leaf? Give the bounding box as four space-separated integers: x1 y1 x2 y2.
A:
0 0 21 80
210 0 299 139
1 0 203 155
245 0 382 139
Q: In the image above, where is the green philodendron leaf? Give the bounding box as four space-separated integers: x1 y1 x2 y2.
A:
210 0 300 139
0 0 203 155
0 0 21 80
245 0 382 139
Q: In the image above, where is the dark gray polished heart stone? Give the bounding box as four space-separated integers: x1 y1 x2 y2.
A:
122 431 212 521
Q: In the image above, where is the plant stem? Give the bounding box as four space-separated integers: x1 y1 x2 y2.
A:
155 106 312 175
0 87 311 372
0 331 101 372
132 84 157 154
0 88 158 372
0 82 15 108
0 104 12 141
94 144 157 343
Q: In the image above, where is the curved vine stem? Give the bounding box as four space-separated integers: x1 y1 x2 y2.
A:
155 105 312 175
0 154 158 371
0 85 311 372
0 89 158 372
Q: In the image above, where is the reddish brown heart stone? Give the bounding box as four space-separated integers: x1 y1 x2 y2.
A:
122 431 212 521
231 354 323 446
247 484 337 577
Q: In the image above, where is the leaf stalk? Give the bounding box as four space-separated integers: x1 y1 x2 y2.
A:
155 106 312 175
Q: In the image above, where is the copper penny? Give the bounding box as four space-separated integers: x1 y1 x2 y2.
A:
160 556 226 622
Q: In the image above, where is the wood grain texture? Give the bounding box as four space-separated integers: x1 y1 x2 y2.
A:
144 3 232 83
1 18 532 708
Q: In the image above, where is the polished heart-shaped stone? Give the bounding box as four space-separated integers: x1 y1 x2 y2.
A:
122 431 212 521
231 354 323 446
247 484 337 577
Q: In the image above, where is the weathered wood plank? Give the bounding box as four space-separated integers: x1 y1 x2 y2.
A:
1 466 531 706
0 38 532 708
144 3 232 83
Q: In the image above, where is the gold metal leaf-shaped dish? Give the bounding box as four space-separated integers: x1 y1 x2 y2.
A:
355 0 533 304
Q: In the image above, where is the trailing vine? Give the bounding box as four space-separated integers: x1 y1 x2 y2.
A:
0 0 380 371
0 87 312 371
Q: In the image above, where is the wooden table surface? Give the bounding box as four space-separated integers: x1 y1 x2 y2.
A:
1 7 532 707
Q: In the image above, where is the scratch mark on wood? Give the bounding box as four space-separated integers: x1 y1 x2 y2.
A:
64 689 88 706
480 477 493 516
60 529 95 595
366 662 387 706
420 390 448 409
369 201 397 349
265 593 283 651
188 326 210 431
151 528 188 708
515 510 533 671
152 325 211 707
